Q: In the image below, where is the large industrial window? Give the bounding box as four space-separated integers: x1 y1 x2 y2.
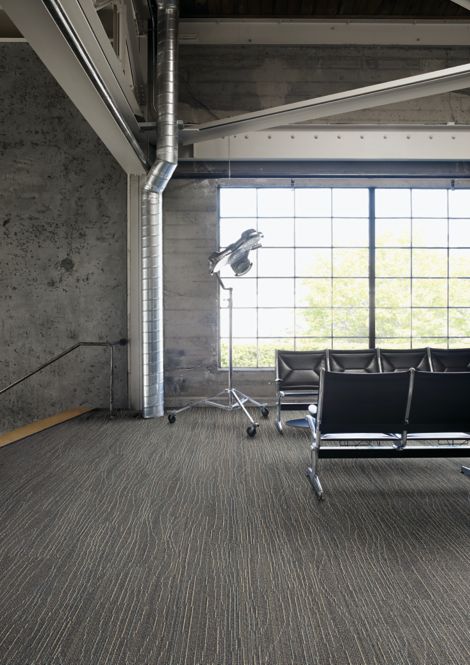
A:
218 187 470 368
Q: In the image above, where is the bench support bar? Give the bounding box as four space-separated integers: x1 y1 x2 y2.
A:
318 445 470 459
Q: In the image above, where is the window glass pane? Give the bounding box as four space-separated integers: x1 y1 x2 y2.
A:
258 308 294 337
450 249 470 277
449 309 470 337
332 218 368 247
333 308 369 337
221 308 257 337
413 338 447 348
376 249 410 277
331 338 370 350
333 278 368 307
295 337 330 350
220 339 257 368
376 337 411 349
257 278 294 307
220 188 257 217
220 218 257 247
258 248 294 277
296 248 331 277
220 278 257 308
333 248 368 277
296 308 332 336
412 308 447 337
258 218 294 247
376 219 410 247
295 218 331 247
412 279 447 307
258 339 294 367
332 188 369 217
375 189 411 217
376 309 411 338
449 337 470 348
295 188 331 217
449 279 470 307
296 278 331 307
449 189 470 217
412 249 446 278
258 188 294 217
449 219 470 247
412 189 447 217
376 279 410 308
412 219 447 247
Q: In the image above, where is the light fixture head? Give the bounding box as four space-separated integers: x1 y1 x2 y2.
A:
209 229 263 276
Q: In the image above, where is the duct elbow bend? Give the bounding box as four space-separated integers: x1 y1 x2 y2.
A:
144 159 177 194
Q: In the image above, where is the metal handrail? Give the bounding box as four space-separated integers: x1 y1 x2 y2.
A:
0 339 127 416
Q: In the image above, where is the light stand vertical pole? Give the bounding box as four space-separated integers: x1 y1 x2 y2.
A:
217 272 234 407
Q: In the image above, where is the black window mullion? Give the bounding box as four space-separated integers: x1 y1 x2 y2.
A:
369 188 376 348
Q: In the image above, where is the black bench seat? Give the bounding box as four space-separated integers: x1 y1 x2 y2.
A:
305 369 470 499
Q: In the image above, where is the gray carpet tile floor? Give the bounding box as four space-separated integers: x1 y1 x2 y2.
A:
0 409 469 665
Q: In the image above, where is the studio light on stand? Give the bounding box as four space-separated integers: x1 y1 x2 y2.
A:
168 229 269 437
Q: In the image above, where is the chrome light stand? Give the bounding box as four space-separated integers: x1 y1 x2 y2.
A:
168 229 269 437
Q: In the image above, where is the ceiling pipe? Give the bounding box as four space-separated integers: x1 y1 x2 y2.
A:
141 0 178 418
181 62 470 145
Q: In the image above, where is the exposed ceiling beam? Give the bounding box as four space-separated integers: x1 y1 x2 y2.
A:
190 125 470 162
179 19 470 46
450 1 470 12
181 63 470 145
174 160 470 180
1 0 147 174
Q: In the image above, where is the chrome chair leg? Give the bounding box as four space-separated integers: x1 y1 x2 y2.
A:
306 435 323 499
275 391 283 434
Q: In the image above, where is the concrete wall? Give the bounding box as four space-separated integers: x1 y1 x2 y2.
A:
179 44 470 124
164 44 470 406
0 44 128 431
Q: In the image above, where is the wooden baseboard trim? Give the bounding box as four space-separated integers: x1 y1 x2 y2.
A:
0 407 93 449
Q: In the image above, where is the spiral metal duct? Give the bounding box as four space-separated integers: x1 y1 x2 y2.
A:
142 0 178 417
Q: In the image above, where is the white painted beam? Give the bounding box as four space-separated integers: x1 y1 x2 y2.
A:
191 125 470 161
181 63 470 145
127 174 143 411
179 19 470 46
2 0 147 175
71 0 143 117
450 1 470 12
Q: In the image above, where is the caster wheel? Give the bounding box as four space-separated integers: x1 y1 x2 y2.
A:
247 425 257 438
261 406 269 418
168 413 176 424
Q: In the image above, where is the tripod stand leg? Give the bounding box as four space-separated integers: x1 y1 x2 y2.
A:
232 389 269 418
168 391 227 423
231 390 258 426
